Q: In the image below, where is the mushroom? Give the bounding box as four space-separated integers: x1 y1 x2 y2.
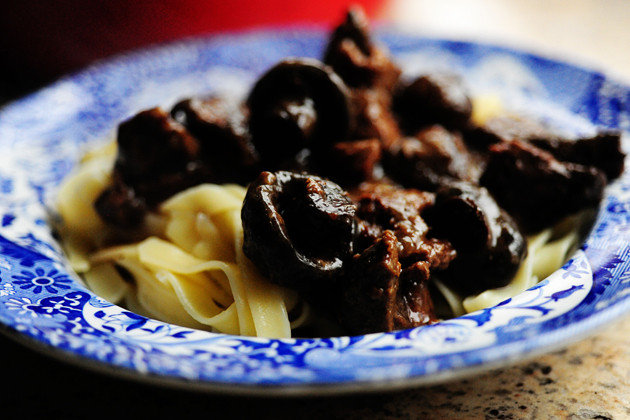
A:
241 171 356 291
171 96 260 184
246 58 354 166
423 180 528 296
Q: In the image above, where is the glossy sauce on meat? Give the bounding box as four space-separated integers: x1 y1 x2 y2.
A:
92 7 625 336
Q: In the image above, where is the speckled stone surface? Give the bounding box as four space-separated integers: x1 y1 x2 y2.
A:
327 315 630 419
3 314 630 419
294 315 630 420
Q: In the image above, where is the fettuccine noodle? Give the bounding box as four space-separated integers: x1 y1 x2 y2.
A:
57 148 300 338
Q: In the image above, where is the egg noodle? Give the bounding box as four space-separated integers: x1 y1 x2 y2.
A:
57 144 305 338
55 97 586 338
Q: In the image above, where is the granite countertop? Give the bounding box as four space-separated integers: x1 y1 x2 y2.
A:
2 1 630 418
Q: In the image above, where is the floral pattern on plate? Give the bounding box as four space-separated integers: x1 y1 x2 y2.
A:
0 29 629 394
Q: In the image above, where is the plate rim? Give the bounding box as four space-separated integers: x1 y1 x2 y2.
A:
0 26 629 395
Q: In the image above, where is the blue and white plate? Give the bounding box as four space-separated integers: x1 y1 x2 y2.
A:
0 28 629 395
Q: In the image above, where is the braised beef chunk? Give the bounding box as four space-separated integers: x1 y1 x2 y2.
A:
529 131 624 180
424 181 527 296
464 116 625 181
351 182 433 243
323 7 401 91
95 108 208 227
318 7 408 185
397 261 437 326
348 183 455 331
338 231 437 335
313 138 382 186
115 108 201 188
385 125 482 191
171 96 259 184
94 181 147 228
394 73 473 133
246 58 353 167
339 231 402 334
351 182 456 267
481 140 607 233
322 7 403 152
350 88 401 149
463 115 550 148
241 171 356 291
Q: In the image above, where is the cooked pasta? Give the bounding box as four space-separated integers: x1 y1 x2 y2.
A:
57 151 300 338
57 145 585 336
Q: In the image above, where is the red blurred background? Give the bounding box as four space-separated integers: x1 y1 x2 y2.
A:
0 0 385 97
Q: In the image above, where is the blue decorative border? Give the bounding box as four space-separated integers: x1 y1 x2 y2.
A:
0 28 628 393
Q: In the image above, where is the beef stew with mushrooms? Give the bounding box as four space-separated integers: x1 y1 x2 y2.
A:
74 7 624 336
